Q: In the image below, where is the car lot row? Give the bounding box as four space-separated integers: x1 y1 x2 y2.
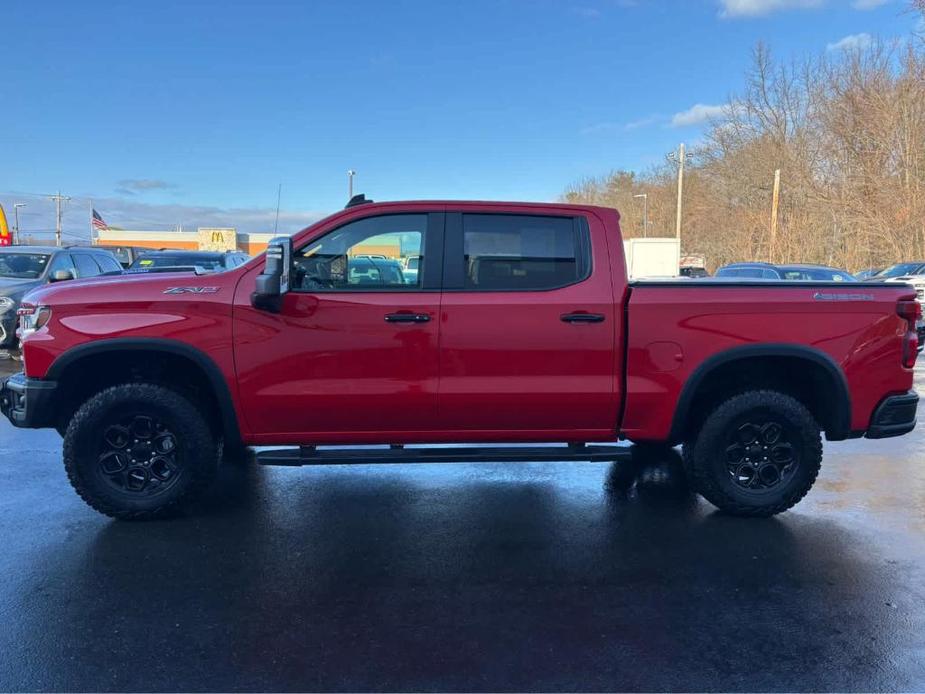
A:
0 245 252 358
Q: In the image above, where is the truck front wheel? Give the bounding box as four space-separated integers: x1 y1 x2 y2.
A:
63 384 219 520
682 390 822 517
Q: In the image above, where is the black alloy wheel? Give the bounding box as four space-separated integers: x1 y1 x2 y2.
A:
96 414 183 497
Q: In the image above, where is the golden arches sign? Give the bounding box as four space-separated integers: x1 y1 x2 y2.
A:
0 205 10 246
197 227 236 251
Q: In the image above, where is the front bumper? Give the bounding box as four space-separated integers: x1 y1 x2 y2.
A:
0 373 58 429
866 390 919 439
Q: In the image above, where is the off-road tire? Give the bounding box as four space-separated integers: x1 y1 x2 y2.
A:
63 383 219 520
682 390 822 517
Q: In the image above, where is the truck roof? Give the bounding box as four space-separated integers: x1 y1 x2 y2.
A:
340 198 617 215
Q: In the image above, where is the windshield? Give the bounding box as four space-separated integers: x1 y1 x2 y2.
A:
131 254 224 271
875 263 925 278
0 253 51 279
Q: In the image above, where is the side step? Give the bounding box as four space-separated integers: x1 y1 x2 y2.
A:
257 445 632 467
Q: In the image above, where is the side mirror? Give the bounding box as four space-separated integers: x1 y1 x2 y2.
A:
50 269 75 282
251 236 292 312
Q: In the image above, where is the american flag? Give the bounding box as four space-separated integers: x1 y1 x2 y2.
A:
91 209 109 231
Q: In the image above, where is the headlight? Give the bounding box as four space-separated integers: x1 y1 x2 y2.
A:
16 303 52 339
0 297 13 314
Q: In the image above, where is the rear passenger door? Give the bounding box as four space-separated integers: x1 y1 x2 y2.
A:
438 211 617 436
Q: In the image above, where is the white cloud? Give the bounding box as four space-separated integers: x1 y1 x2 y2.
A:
115 179 176 195
580 114 663 135
851 0 889 9
719 0 823 18
826 32 873 51
624 115 661 130
670 103 730 127
572 6 603 18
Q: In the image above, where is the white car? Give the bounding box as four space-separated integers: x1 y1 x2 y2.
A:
880 271 925 351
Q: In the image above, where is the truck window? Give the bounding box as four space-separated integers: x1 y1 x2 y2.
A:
292 214 425 291
461 214 587 290
73 254 101 278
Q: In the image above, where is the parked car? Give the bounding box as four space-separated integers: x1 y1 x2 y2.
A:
716 262 857 281
680 266 709 278
1 199 918 521
402 255 421 284
0 245 121 356
346 257 407 286
94 245 149 269
869 262 925 281
864 264 925 346
128 250 250 273
854 268 883 280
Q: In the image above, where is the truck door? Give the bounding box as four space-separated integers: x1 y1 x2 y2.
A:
437 210 618 437
233 212 444 441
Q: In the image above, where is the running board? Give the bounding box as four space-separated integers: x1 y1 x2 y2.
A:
256 445 632 467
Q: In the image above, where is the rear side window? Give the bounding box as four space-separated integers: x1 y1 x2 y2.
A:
73 254 101 278
94 254 122 273
461 214 587 291
718 267 776 279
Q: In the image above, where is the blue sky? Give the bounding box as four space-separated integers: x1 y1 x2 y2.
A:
1 0 917 238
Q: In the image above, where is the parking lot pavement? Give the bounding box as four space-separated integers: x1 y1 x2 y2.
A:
1 361 924 692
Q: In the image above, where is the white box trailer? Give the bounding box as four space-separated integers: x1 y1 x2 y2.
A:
623 238 681 279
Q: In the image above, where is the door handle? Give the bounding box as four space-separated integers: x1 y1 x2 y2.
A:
384 312 431 323
561 312 605 324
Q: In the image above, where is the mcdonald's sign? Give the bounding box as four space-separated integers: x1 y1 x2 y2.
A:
0 204 10 246
197 227 237 251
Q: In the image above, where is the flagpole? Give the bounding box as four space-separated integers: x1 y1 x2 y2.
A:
89 199 95 245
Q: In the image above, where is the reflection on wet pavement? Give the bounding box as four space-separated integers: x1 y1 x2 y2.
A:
0 361 924 690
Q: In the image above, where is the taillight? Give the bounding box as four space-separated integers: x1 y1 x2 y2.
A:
897 298 921 368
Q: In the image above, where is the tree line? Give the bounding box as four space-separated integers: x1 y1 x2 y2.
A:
563 2 925 273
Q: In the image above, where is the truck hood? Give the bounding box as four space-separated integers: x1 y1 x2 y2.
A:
0 277 42 300
24 270 224 306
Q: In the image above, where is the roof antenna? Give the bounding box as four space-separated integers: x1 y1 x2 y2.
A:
273 183 282 235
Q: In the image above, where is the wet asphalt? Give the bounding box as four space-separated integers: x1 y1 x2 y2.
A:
1 361 924 692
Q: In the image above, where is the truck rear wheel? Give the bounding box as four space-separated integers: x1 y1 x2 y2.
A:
63 384 219 520
682 390 822 517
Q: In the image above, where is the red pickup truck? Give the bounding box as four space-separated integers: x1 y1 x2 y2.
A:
0 198 919 520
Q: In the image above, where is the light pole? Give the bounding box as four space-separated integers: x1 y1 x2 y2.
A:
12 203 26 245
633 194 648 237
347 169 356 200
666 143 693 240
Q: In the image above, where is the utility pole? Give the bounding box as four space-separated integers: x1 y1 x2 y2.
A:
675 143 685 239
633 194 648 238
13 203 26 245
48 191 71 247
347 169 356 200
667 144 691 240
769 169 781 263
